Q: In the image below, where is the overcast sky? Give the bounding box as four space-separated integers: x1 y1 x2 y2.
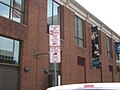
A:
75 0 120 36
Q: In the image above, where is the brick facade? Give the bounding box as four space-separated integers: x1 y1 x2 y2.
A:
0 0 120 90
20 0 49 90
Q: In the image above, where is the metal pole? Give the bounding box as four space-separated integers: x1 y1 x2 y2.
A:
52 0 58 86
54 63 57 86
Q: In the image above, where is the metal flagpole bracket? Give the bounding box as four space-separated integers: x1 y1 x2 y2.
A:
34 50 49 58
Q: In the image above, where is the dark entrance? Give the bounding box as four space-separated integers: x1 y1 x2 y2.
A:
0 64 19 90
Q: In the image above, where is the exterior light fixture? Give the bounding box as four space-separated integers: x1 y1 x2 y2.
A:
24 66 30 72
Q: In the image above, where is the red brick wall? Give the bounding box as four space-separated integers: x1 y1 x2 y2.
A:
0 0 48 90
84 21 93 83
21 0 49 90
61 6 87 84
0 0 119 90
61 5 119 84
61 6 73 84
0 16 27 40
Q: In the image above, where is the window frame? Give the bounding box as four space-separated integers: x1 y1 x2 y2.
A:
77 56 85 66
106 36 112 58
0 0 25 23
47 0 62 37
75 16 84 48
0 36 20 65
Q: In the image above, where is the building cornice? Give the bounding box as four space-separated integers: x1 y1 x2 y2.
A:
55 0 120 41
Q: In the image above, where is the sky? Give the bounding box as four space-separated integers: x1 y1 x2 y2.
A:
75 0 120 36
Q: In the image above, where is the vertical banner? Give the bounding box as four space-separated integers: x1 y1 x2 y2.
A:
91 26 100 67
115 42 120 60
115 42 120 53
49 25 61 63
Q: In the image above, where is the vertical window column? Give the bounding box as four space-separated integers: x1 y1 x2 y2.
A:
47 0 61 72
47 0 60 30
75 16 84 48
106 36 112 58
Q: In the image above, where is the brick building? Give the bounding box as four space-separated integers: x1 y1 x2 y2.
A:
0 0 120 90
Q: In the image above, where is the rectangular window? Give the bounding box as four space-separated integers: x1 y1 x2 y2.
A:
77 56 85 66
47 0 61 72
109 65 113 72
47 0 61 33
75 16 84 47
0 0 25 23
106 36 111 58
0 3 10 18
0 36 20 65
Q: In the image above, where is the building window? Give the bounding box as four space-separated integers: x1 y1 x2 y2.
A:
47 0 61 72
75 16 84 47
106 36 111 58
115 42 120 61
77 56 85 66
47 0 60 33
0 0 25 23
0 36 20 65
109 65 113 72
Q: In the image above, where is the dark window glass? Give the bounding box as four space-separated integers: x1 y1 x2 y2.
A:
53 2 60 25
0 36 20 65
49 63 60 71
47 0 52 25
77 56 85 66
0 0 25 23
117 66 120 72
47 0 60 33
106 36 111 57
75 16 84 47
109 65 113 72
